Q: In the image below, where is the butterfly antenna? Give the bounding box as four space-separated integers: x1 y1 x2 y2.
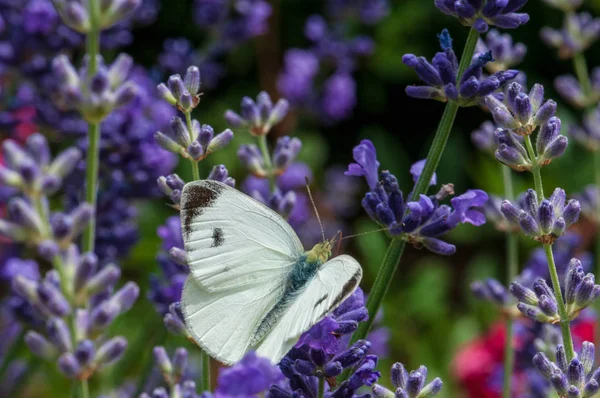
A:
340 227 390 240
305 177 326 243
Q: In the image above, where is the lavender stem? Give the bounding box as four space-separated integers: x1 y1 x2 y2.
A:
184 112 200 181
502 165 518 398
257 134 275 191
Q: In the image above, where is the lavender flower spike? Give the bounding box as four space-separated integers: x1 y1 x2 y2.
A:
555 69 600 109
403 29 519 106
157 66 202 112
53 0 141 32
510 258 600 323
541 12 600 59
373 363 443 397
533 343 600 398
485 82 557 136
501 188 580 244
434 0 530 33
569 106 600 151
225 91 289 136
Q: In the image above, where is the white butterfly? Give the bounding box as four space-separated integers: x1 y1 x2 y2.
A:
179 180 363 365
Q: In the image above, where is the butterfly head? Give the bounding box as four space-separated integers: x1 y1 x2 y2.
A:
306 241 333 264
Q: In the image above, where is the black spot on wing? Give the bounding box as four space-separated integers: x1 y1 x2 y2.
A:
314 294 329 308
211 227 224 247
320 269 361 318
181 183 223 239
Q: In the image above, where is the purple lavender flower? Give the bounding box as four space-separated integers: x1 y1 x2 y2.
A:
348 140 488 255
533 342 599 397
555 68 600 109
154 116 233 162
501 188 580 244
569 105 600 151
0 134 81 197
476 29 527 73
373 363 443 397
511 258 599 323
52 0 141 32
486 82 557 136
52 53 138 123
403 29 519 106
14 245 138 379
157 66 202 112
140 346 200 397
435 0 529 33
215 351 283 396
322 73 357 122
225 91 289 136
541 12 600 59
277 49 320 105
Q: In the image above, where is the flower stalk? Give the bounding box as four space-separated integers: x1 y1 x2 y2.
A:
82 0 102 254
184 112 200 181
502 165 518 398
257 134 276 191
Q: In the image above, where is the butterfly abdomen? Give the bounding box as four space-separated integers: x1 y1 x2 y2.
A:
249 255 322 346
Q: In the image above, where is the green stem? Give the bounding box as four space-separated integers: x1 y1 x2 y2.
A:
82 122 100 253
318 375 325 398
544 244 576 361
200 351 211 392
350 239 406 345
523 133 575 361
184 112 200 181
257 134 275 191
523 136 544 200
82 0 102 254
573 52 593 99
501 166 518 398
80 380 89 398
348 27 480 350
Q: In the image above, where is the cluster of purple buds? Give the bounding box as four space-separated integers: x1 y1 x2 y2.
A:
471 278 515 310
0 134 81 197
213 351 282 398
225 91 289 136
501 188 580 244
569 106 600 151
533 342 600 397
511 258 600 323
476 29 527 72
481 194 520 231
555 69 600 109
541 12 600 59
372 363 443 398
434 0 529 33
403 29 519 106
163 302 189 338
0 198 92 253
52 0 141 33
52 54 138 123
141 346 199 398
238 136 302 178
14 246 139 379
154 117 233 162
574 185 600 223
494 117 567 171
157 66 202 112
347 140 488 255
486 83 557 136
157 166 235 208
541 0 583 12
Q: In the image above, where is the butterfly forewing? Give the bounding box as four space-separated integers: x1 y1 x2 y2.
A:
180 180 304 292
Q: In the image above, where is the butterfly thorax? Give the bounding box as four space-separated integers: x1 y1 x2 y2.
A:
305 241 332 264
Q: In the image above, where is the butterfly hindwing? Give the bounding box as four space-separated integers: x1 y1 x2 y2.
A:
182 277 285 365
255 254 362 363
180 180 304 292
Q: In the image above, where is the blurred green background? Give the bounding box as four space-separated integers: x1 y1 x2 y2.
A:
26 0 600 396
